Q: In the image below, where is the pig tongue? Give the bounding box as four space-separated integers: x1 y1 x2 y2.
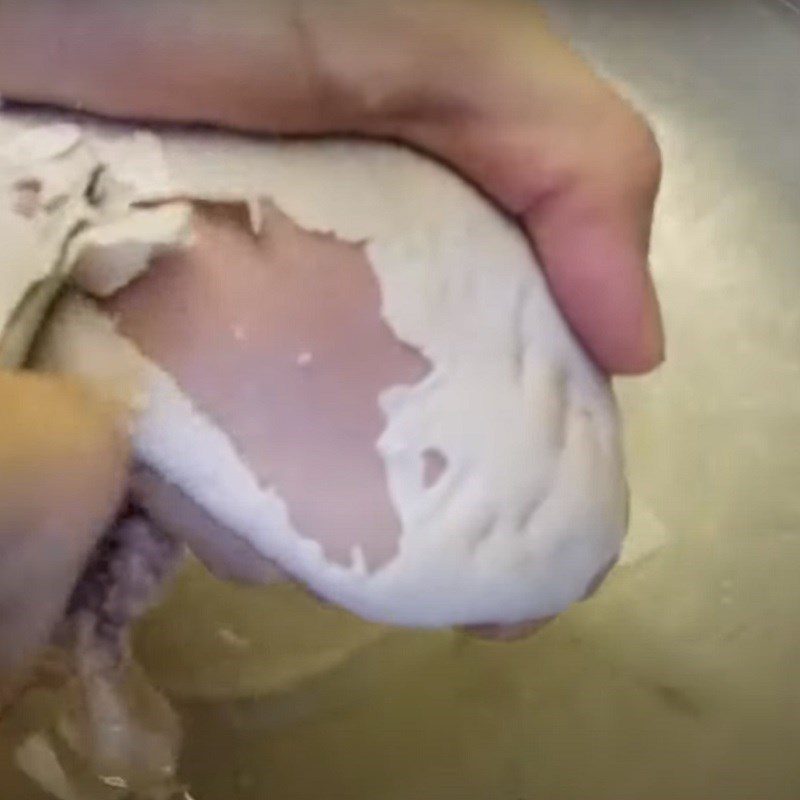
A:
103 202 431 574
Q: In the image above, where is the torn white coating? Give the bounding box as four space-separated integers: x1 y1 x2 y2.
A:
3 108 628 627
68 203 194 298
0 114 192 367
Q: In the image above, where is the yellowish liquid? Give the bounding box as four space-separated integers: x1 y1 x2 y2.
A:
3 1 800 797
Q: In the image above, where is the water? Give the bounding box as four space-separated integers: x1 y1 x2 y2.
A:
3 1 800 797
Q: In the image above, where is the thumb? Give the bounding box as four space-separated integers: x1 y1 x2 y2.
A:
0 372 129 675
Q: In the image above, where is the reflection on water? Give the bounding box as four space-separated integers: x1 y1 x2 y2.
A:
3 0 800 797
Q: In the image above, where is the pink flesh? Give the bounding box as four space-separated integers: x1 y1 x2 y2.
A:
104 202 430 572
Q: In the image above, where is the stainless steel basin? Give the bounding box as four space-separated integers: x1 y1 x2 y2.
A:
3 2 799 797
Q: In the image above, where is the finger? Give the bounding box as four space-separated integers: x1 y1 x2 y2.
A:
522 116 664 374
0 2 664 376
0 1 379 133
0 372 129 674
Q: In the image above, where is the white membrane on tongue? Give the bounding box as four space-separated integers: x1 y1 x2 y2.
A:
6 111 627 627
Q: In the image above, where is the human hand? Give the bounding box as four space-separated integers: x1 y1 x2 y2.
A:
0 0 663 374
0 373 128 675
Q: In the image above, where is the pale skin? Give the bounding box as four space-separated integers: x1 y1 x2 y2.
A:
0 0 663 669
